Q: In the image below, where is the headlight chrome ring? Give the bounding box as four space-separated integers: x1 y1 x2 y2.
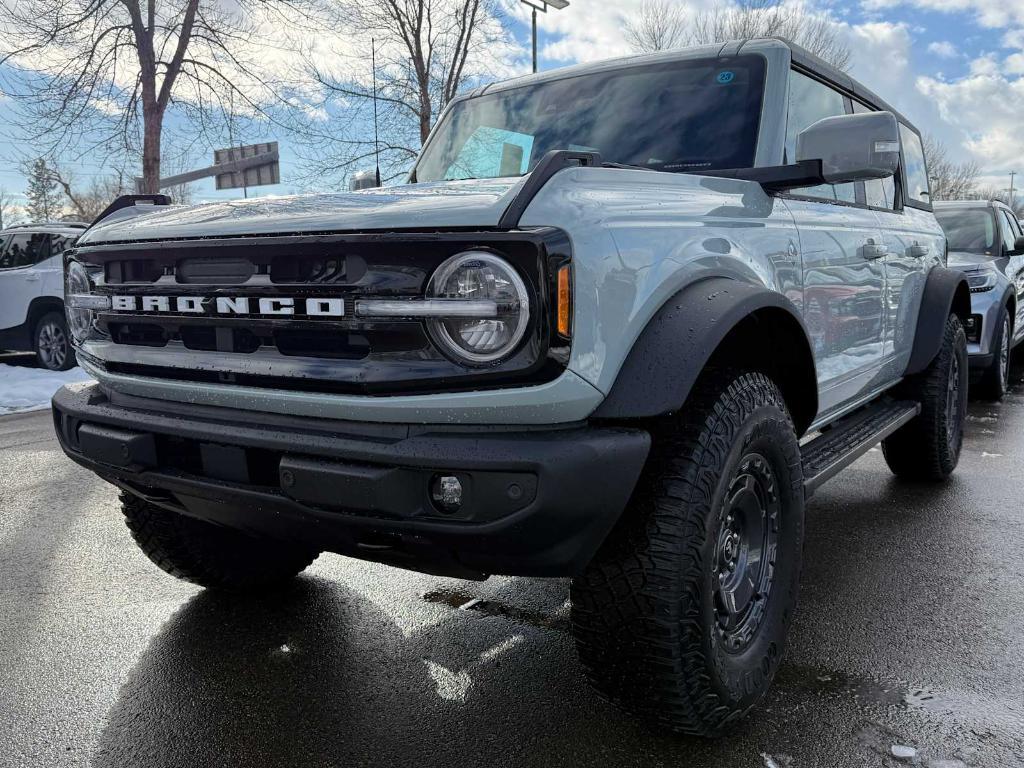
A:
426 251 530 364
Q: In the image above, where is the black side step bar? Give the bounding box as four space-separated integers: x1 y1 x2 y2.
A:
802 399 920 497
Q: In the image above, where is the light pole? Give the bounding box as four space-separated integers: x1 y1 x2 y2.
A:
520 0 570 74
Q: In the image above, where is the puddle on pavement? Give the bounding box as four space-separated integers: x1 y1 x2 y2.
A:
422 588 570 633
779 664 1022 734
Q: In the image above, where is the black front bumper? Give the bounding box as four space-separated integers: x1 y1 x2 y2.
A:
53 384 650 579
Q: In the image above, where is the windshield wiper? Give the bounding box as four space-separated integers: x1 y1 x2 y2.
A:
601 161 655 172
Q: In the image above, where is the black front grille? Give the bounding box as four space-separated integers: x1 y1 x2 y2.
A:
73 228 572 394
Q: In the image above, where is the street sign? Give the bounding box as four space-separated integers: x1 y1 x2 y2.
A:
213 142 280 191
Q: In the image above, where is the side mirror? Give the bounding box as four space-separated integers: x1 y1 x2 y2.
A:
1012 235 1024 255
796 111 901 185
349 169 381 191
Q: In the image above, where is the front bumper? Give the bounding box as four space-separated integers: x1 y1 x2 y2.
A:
52 383 650 579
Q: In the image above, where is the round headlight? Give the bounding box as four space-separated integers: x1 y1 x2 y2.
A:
427 252 530 364
65 261 93 341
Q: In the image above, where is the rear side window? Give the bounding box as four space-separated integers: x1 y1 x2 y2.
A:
50 235 75 257
0 233 50 269
899 124 931 208
785 70 856 204
998 210 1018 252
1003 210 1022 239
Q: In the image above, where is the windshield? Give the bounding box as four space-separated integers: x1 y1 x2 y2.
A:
414 55 766 183
935 208 996 254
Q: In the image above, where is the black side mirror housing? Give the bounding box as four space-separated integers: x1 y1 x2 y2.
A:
1013 235 1024 255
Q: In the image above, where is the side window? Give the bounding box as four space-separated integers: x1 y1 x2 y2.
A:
50 235 74 257
852 101 896 210
0 233 48 269
1006 211 1022 239
786 69 856 204
899 124 931 207
998 210 1018 253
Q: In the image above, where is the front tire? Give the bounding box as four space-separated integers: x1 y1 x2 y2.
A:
571 370 805 736
34 311 74 371
882 314 968 480
976 310 1011 401
121 493 319 591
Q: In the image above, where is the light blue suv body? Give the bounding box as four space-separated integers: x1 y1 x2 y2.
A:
53 38 972 735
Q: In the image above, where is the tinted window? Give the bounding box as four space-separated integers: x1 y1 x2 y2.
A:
0 233 49 269
899 124 930 207
416 55 767 182
934 208 995 254
852 101 896 209
998 210 1017 252
1009 212 1023 238
50 234 75 257
786 70 856 203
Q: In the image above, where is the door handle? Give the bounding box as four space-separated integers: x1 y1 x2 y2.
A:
907 243 930 258
25 273 40 281
862 239 888 260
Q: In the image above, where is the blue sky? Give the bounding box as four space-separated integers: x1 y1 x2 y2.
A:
2 0 1023 214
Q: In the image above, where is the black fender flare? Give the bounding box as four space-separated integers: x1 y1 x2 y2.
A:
904 266 971 376
593 277 819 434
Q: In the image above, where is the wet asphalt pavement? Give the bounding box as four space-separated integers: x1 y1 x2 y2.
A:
2 380 1024 767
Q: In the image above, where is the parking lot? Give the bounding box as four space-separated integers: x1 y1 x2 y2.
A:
1 367 1023 768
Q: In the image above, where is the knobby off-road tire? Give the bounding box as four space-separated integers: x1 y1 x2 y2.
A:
571 370 805 736
34 311 74 371
882 314 968 480
121 493 319 591
976 308 1011 402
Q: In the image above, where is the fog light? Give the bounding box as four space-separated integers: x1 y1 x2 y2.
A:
431 474 463 514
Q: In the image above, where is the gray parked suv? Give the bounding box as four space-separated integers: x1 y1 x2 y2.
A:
53 39 970 735
934 200 1024 399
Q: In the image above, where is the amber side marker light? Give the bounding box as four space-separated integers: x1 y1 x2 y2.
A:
557 264 572 338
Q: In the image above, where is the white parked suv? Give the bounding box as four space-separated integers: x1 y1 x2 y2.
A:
0 222 85 370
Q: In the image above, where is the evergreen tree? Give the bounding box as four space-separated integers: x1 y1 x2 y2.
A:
24 158 62 222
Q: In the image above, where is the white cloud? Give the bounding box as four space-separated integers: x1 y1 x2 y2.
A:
918 71 1024 168
861 0 1024 29
928 40 960 57
1007 52 1024 74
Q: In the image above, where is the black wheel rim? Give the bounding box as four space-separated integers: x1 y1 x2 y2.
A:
1000 318 1010 389
38 322 67 370
712 453 780 652
947 353 963 447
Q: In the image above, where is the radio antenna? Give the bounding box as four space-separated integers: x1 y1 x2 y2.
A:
372 38 381 187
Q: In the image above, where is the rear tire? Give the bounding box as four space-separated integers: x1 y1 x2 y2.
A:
121 493 319 591
34 311 74 371
976 310 1011 401
882 314 968 480
571 370 804 735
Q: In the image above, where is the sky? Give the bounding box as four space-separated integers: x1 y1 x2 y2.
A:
1 0 1023 213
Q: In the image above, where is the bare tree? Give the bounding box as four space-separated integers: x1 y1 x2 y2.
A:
624 0 688 53
303 0 511 183
0 0 302 193
922 135 979 201
974 185 1024 217
0 187 22 229
626 0 851 71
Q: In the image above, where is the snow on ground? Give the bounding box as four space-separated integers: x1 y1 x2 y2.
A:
0 363 93 415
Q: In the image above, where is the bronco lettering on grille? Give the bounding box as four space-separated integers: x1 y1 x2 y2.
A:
110 296 345 317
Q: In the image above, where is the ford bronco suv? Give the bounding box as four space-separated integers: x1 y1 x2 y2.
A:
53 39 970 735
